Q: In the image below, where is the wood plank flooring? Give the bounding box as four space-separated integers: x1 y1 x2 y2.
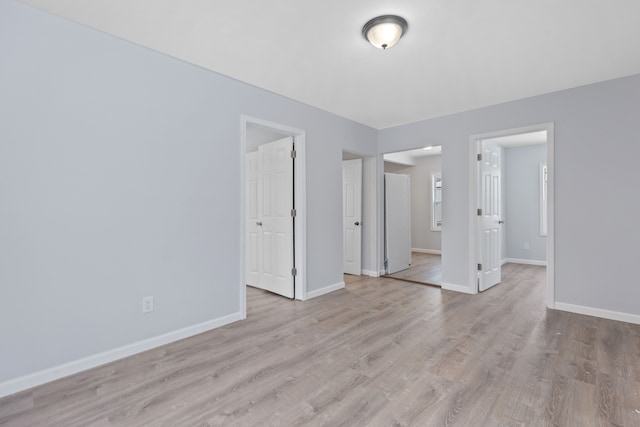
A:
385 252 442 285
2 263 640 426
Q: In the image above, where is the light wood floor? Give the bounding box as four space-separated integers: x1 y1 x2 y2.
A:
385 252 442 286
2 264 640 426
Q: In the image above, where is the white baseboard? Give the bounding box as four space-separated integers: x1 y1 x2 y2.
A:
306 281 345 299
412 248 442 255
503 258 547 266
554 302 640 325
0 312 243 399
441 282 477 294
361 269 380 278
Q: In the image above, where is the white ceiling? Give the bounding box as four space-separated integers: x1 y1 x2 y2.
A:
487 130 547 148
384 145 442 165
20 0 640 129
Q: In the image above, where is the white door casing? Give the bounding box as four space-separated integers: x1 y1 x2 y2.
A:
246 136 295 298
384 173 412 275
343 159 362 275
478 140 502 291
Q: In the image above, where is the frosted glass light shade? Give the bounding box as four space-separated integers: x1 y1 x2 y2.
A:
362 15 408 50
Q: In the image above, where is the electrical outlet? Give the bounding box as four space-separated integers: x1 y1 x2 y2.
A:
142 296 154 314
524 242 530 250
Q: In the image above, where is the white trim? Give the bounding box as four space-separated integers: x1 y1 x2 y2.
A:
362 269 380 277
546 124 555 309
239 120 247 318
306 282 345 299
554 303 640 325
468 135 478 295
411 248 442 255
503 258 547 266
441 282 476 294
365 157 379 279
240 116 307 307
469 122 555 309
0 312 242 399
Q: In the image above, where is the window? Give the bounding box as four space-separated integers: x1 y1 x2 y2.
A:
540 163 547 236
431 172 442 231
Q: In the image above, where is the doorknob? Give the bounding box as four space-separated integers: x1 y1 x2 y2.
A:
355 221 360 226
256 221 263 226
498 220 505 224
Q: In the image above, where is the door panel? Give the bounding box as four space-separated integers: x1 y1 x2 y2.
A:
343 159 362 275
479 141 502 291
245 137 294 298
385 173 411 274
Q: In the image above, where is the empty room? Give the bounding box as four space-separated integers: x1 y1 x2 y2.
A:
1 1 640 426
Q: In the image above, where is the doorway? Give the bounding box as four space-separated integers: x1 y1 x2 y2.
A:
470 123 554 307
343 157 362 275
246 136 295 298
382 145 443 286
240 116 307 318
342 150 376 278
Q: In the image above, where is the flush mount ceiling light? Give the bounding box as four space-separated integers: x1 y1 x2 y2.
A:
362 15 408 50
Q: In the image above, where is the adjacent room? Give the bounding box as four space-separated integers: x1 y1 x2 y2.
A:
383 146 443 286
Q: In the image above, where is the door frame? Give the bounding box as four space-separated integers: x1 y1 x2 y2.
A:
343 150 379 277
240 115 307 318
468 122 555 308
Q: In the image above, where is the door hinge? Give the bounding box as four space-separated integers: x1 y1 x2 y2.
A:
291 150 297 159
291 209 296 217
477 263 482 271
477 208 482 216
477 153 482 161
291 267 297 276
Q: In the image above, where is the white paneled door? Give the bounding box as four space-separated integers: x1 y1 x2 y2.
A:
384 173 412 274
246 136 295 298
478 140 502 291
343 159 362 275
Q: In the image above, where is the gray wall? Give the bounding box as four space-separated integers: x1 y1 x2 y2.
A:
379 72 640 316
504 145 547 262
0 0 377 384
384 156 442 252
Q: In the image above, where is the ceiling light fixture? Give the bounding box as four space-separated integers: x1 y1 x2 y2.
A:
362 15 408 50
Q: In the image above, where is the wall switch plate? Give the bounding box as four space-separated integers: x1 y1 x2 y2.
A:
524 242 530 250
142 296 154 314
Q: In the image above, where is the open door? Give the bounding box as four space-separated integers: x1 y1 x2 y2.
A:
385 173 412 274
343 159 362 275
478 140 502 291
246 136 295 298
